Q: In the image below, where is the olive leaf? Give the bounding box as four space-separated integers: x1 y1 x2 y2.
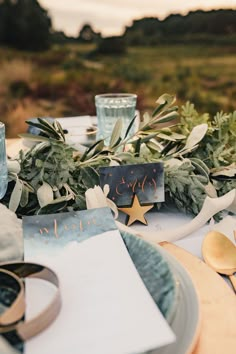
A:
20 184 30 207
152 94 176 117
37 182 54 208
188 158 210 180
9 178 23 212
7 160 21 174
79 166 100 189
80 139 105 162
124 115 137 139
19 133 50 142
157 133 177 142
211 165 236 178
183 123 208 151
26 120 59 140
37 118 64 140
54 120 65 141
109 118 123 147
37 200 68 215
146 139 164 152
154 110 179 124
139 112 150 129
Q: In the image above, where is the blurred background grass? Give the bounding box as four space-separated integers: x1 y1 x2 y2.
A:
0 2 236 137
1 43 236 137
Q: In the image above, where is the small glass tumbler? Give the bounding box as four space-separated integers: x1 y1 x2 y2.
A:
95 93 137 144
0 122 8 199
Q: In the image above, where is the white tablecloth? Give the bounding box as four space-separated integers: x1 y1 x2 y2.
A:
127 209 236 260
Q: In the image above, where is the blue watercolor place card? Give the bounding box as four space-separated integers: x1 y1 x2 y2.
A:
99 162 164 207
23 207 116 257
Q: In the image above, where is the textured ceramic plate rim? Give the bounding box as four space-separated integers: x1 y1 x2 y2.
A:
121 231 180 324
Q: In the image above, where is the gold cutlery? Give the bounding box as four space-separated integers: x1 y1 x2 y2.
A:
202 231 236 292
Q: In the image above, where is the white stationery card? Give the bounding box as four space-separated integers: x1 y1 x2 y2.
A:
25 230 175 354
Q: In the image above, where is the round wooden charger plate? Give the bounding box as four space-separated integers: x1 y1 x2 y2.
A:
160 242 236 354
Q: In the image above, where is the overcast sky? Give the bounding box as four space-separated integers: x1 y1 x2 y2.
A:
39 0 236 36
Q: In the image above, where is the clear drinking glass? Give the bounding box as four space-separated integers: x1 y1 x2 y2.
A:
0 122 8 199
95 93 137 144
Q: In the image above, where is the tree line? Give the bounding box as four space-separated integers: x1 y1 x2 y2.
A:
0 0 51 50
95 9 236 55
124 10 236 45
0 1 236 51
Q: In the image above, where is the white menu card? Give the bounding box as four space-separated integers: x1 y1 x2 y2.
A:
25 230 175 354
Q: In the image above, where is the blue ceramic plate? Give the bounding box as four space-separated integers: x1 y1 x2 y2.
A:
121 231 200 354
120 231 178 323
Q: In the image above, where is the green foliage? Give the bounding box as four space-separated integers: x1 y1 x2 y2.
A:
9 80 31 98
78 23 101 43
165 161 208 215
177 103 236 169
3 94 236 217
0 0 52 51
179 102 210 134
124 10 236 45
96 36 127 55
113 62 151 83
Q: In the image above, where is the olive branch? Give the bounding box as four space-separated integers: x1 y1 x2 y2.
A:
3 94 236 217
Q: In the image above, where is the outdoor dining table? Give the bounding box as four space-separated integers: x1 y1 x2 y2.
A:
5 132 236 354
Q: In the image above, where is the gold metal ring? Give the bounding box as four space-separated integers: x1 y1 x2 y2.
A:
0 262 61 340
0 268 25 326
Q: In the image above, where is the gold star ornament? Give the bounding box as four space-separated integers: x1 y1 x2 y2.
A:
119 194 154 226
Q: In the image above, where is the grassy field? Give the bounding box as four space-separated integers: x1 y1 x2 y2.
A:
1 43 236 137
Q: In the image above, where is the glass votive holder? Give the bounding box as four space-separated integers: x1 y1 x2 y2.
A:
95 93 137 144
0 122 8 199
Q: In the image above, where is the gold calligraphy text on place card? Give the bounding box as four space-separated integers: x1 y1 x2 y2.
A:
38 217 100 239
23 208 118 251
115 175 157 197
99 163 164 207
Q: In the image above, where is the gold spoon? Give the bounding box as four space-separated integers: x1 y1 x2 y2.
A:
202 230 236 292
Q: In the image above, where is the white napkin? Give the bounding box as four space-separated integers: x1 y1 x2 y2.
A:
25 230 175 354
0 203 23 263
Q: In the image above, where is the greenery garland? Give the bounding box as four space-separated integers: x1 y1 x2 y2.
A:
3 94 236 217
